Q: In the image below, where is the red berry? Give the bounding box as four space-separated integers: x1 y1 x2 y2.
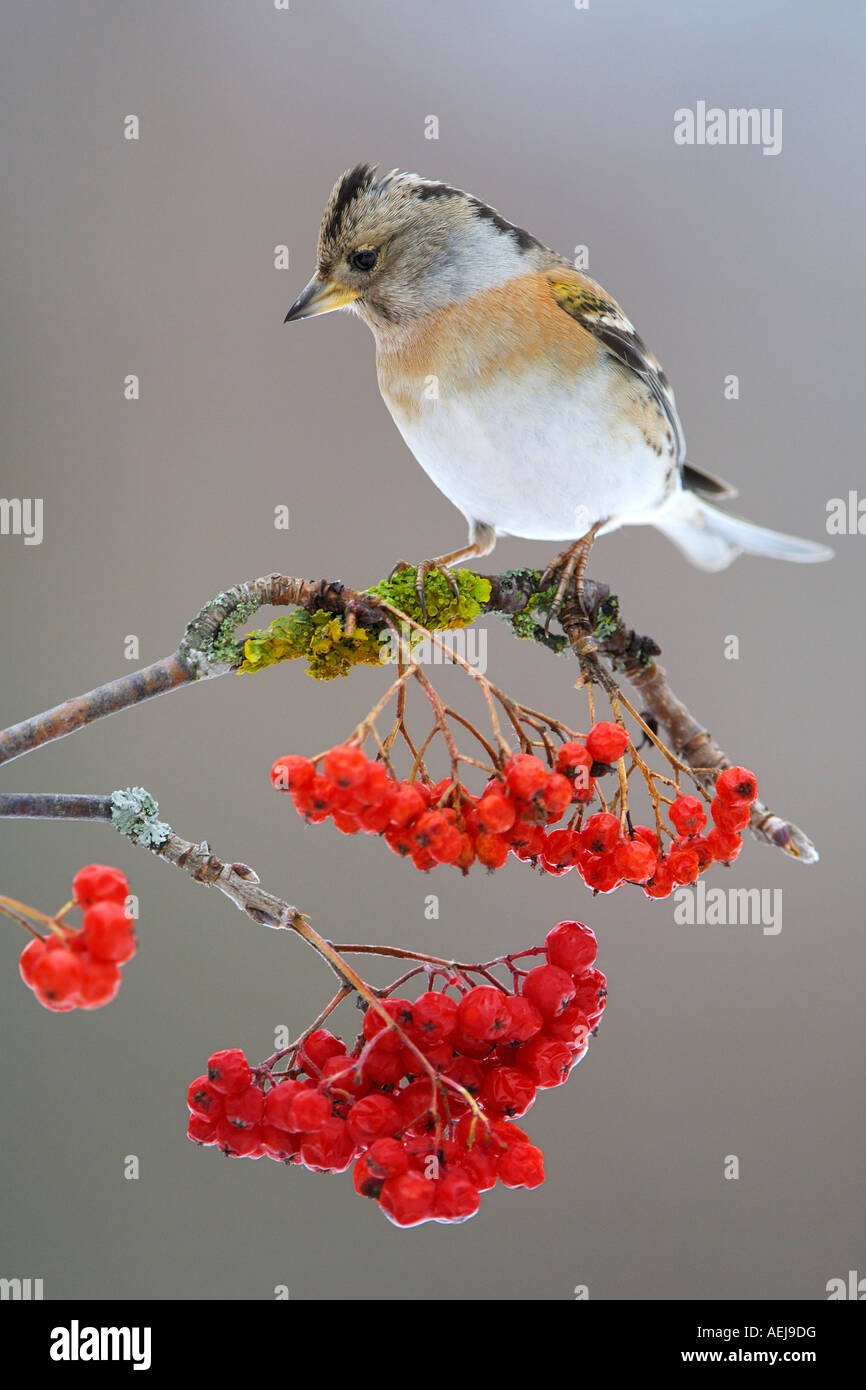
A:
388 782 427 828
481 1065 536 1118
499 995 544 1045
572 966 607 1023
262 1125 302 1162
580 852 623 893
715 766 758 805
353 1141 407 1198
545 920 597 974
299 1029 346 1073
522 964 576 1019
442 1057 486 1099
520 1034 574 1087
224 1084 265 1130
585 721 629 764
477 790 516 833
669 795 706 836
411 992 458 1045
215 1118 265 1158
644 857 676 898
299 1117 356 1173
475 831 509 869
503 753 548 800
187 1113 218 1145
270 754 315 793
287 1087 331 1133
19 936 47 988
346 1093 402 1146
264 1080 303 1129
542 772 574 819
187 1075 225 1120
72 863 129 909
705 826 743 862
556 740 593 775
498 1142 546 1189
541 828 581 873
361 1036 409 1087
207 1048 252 1095
613 837 657 883
711 796 751 832
458 986 512 1042
321 744 368 788
77 953 122 1009
433 1170 481 1224
362 997 414 1047
547 1003 592 1048
31 949 83 1004
379 1170 436 1227
579 812 621 855
668 846 700 885
82 901 136 963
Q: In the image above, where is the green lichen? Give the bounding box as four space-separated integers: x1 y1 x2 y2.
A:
366 567 491 628
240 608 386 680
594 595 620 641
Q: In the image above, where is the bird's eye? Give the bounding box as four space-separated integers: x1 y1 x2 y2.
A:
349 248 378 272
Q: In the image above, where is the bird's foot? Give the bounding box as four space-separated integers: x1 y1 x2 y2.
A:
389 558 461 624
539 523 604 633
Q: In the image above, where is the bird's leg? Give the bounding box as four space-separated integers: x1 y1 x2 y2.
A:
391 524 496 622
540 521 605 631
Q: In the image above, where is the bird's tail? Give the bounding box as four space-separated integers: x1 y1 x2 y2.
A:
653 489 833 572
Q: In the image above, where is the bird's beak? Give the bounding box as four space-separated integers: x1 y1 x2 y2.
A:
284 274 361 323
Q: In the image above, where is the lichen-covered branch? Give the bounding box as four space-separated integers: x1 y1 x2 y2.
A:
0 566 818 861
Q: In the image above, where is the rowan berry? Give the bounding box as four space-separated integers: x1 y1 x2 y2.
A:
522 964 576 1019
322 744 368 788
433 1170 481 1223
477 789 516 833
270 754 315 794
207 1048 253 1095
585 721 629 764
82 901 136 963
503 753 548 800
72 863 129 910
613 837 658 883
31 949 83 1004
346 1093 402 1146
499 1142 546 1189
378 1170 436 1227
224 1085 265 1130
715 766 758 805
579 812 621 855
545 920 597 974
669 795 707 836
705 826 743 862
411 992 458 1045
287 1087 331 1133
458 986 512 1041
187 1075 225 1120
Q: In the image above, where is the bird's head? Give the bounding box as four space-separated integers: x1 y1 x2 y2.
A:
284 164 543 337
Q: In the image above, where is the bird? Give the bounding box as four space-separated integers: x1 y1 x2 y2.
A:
284 164 831 611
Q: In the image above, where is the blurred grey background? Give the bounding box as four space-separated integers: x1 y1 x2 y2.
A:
1 0 863 1301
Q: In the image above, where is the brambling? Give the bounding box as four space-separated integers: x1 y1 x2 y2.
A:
285 165 831 608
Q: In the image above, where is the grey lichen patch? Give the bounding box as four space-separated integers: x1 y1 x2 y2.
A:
111 786 172 846
180 588 262 676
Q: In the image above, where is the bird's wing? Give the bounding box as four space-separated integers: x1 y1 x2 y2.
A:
546 269 687 465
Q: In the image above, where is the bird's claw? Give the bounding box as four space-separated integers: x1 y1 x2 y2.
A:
390 558 460 624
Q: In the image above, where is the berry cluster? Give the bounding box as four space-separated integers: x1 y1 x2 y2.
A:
187 920 606 1227
271 741 758 897
18 864 135 1012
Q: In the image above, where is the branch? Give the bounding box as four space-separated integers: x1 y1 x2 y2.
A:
0 567 818 861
